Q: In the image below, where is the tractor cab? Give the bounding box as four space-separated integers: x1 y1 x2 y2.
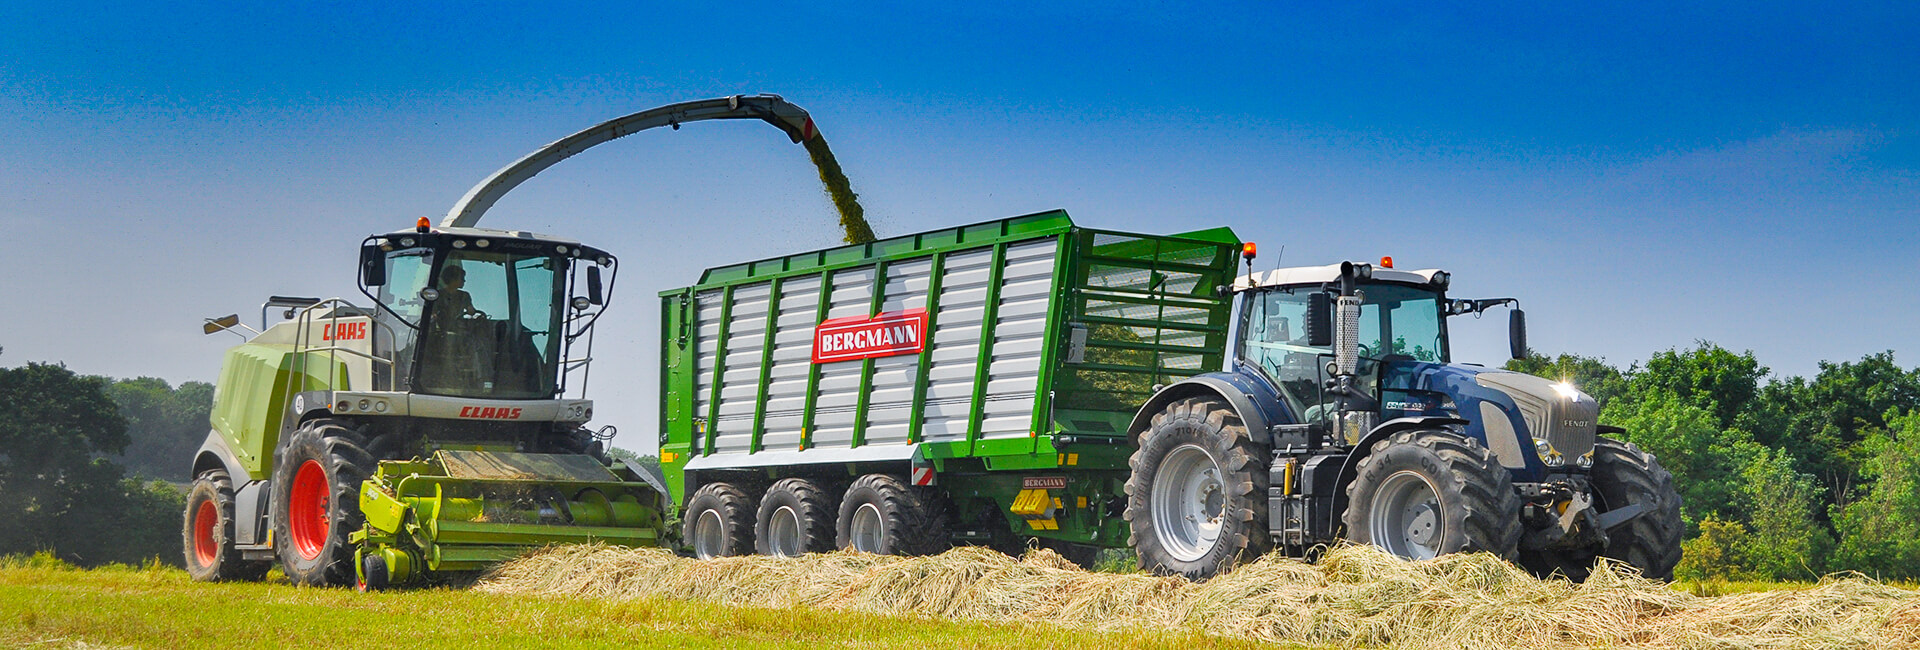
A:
357 221 616 401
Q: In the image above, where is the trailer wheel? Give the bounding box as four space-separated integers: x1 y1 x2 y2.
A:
684 482 756 559
271 420 375 586
356 554 389 592
836 474 949 556
1520 437 1683 581
755 478 835 557
1126 396 1270 581
1344 429 1522 561
182 469 270 582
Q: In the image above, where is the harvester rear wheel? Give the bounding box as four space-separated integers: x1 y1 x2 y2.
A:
755 478 835 557
1126 396 1270 581
1520 437 1684 581
685 482 756 559
182 469 269 582
1344 429 1522 561
835 474 949 556
271 420 375 586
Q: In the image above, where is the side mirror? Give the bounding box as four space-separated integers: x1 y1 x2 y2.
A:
361 245 386 287
1509 308 1528 360
587 266 604 305
1305 292 1333 347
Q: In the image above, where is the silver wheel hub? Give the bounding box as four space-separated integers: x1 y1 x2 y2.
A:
1149 443 1228 563
693 509 726 560
1368 471 1444 560
848 502 885 553
767 505 803 557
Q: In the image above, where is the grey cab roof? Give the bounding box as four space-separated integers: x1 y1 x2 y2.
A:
1236 263 1445 290
379 225 587 247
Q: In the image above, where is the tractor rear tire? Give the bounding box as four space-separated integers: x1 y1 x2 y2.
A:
1344 429 1523 561
684 482 756 559
272 420 375 586
182 469 270 582
835 474 950 556
1522 437 1684 581
1125 396 1270 581
755 478 836 557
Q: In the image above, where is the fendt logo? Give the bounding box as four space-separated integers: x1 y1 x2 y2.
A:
458 406 523 420
322 321 368 341
812 309 928 364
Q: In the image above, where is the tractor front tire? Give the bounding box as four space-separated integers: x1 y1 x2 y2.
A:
755 478 836 557
271 420 375 586
1524 437 1684 581
1344 429 1522 561
182 469 269 582
835 474 949 556
684 482 756 559
1125 396 1270 581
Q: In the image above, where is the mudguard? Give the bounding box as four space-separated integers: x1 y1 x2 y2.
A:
1126 366 1294 447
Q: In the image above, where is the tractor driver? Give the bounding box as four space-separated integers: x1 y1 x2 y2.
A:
433 264 485 322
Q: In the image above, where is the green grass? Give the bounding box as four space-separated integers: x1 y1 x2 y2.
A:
0 561 1286 650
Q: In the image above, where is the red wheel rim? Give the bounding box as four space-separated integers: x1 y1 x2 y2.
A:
192 499 219 566
289 459 331 561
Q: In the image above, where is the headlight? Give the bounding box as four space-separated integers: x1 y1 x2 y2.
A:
1534 437 1552 455
1552 382 1581 400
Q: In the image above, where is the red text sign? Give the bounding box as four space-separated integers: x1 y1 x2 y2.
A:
322 321 368 341
812 309 928 364
458 406 523 420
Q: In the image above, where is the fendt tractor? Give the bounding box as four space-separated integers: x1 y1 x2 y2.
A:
660 211 1685 580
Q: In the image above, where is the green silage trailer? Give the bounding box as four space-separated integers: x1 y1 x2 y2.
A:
658 210 1242 561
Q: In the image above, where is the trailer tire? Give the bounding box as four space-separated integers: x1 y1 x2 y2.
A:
272 420 375 587
755 478 836 557
1344 429 1522 561
182 469 270 582
685 482 756 559
1521 437 1684 581
836 474 950 556
1126 396 1270 581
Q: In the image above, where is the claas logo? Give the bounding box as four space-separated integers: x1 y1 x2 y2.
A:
458 406 523 419
322 321 368 341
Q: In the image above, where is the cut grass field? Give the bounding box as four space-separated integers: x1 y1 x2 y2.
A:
0 557 1279 650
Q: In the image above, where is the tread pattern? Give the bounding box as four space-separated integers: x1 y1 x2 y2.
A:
836 474 950 556
1589 437 1685 580
1124 396 1271 581
182 469 270 582
754 478 837 556
684 482 756 558
271 420 376 586
1344 429 1524 559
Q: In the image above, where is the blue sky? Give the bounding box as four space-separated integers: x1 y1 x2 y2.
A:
3 3 1915 451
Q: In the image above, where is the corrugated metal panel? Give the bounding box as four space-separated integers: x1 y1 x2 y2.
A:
864 258 933 446
690 289 724 451
760 274 821 451
711 282 770 455
809 268 874 449
978 239 1058 439
919 248 993 444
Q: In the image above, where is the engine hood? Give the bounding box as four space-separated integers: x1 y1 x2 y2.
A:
1380 361 1599 480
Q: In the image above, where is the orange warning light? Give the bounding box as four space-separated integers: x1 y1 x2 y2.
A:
1242 242 1257 259
416 217 431 233
1380 256 1394 269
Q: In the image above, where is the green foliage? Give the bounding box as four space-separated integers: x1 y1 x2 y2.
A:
0 363 186 567
1601 392 1763 525
1674 516 1754 581
1748 352 1920 511
1831 410 1920 579
1736 447 1831 580
104 377 215 481
1629 343 1768 429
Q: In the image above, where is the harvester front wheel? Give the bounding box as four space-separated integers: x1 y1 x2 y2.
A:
1125 396 1270 581
755 478 835 557
1344 429 1522 561
1521 437 1684 581
271 420 375 586
836 474 949 556
684 482 755 559
182 470 269 581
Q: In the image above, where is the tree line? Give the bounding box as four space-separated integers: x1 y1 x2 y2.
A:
3 343 1917 579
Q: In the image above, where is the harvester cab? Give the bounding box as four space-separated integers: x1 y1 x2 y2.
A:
185 219 666 590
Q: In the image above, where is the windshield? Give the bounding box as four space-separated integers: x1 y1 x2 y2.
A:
378 248 565 399
1239 283 1447 420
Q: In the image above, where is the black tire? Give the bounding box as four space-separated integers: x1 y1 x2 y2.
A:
754 478 836 557
182 470 270 582
1522 437 1684 581
271 419 375 586
357 554 389 592
1125 396 1270 581
1344 429 1523 561
684 482 755 559
835 474 949 556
